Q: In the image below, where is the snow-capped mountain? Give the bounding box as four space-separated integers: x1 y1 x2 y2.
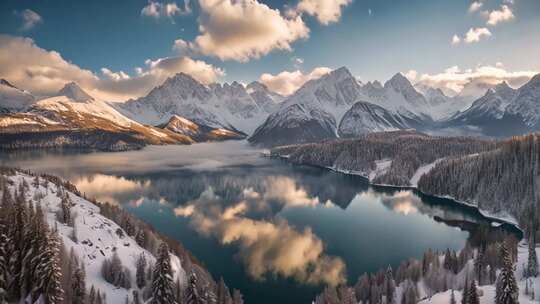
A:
506 73 540 129
0 83 193 150
249 67 363 146
0 79 35 112
115 73 279 134
338 101 407 137
445 74 540 136
158 114 245 142
246 81 284 113
413 84 473 120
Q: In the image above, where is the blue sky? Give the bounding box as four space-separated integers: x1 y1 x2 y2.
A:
1 0 539 100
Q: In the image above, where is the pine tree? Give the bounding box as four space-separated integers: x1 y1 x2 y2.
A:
495 241 519 304
467 280 479 304
450 289 456 304
89 285 96 304
232 289 243 304
72 261 86 304
136 253 147 289
527 236 538 277
384 265 396 302
32 230 64 303
185 272 203 304
462 274 469 304
151 243 176 304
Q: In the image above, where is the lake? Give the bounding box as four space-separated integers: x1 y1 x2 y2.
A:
0 141 513 304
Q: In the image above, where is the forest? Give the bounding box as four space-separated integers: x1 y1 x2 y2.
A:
0 167 243 304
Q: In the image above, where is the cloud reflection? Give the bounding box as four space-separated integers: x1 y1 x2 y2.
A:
73 174 150 205
174 181 346 286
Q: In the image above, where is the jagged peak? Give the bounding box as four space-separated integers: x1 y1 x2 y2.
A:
0 78 17 89
384 72 413 89
57 82 94 101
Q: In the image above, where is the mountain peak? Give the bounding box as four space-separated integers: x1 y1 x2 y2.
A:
495 81 511 91
0 79 17 89
384 73 412 89
329 66 353 80
58 82 94 101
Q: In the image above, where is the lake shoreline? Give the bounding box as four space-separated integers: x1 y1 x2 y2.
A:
269 154 524 238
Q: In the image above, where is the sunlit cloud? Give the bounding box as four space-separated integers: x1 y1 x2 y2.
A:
141 0 191 18
292 0 352 25
190 0 309 62
464 27 492 43
415 64 537 96
0 35 224 101
468 1 483 13
174 180 345 285
15 9 43 31
484 5 514 26
259 67 331 96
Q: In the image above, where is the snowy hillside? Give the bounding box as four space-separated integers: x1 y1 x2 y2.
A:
159 114 245 142
0 79 35 112
338 101 407 137
2 170 186 303
115 73 280 134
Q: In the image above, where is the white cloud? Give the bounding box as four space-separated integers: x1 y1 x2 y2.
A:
191 0 309 62
451 34 461 45
294 0 352 25
404 70 418 81
416 64 538 95
0 35 224 101
485 5 514 26
468 1 483 13
141 0 191 18
464 27 492 43
16 9 43 31
259 67 331 96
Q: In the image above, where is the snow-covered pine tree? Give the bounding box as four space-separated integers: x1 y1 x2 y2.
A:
467 280 479 304
462 274 469 304
527 236 538 277
232 289 243 304
72 260 86 304
185 272 203 304
60 194 71 225
136 253 147 289
450 289 456 304
495 241 519 304
151 243 176 304
32 230 64 303
216 277 231 304
384 265 396 302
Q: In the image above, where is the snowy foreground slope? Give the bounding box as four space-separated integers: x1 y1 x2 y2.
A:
4 170 187 303
418 242 539 304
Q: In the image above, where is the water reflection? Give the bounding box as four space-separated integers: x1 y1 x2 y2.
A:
0 143 513 304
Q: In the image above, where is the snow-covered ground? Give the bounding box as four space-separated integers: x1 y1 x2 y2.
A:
409 158 444 187
419 242 540 304
6 171 187 303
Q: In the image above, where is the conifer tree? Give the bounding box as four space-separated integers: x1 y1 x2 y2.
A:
33 230 64 303
467 280 479 304
527 236 538 277
72 260 86 304
450 289 456 304
185 272 203 304
495 241 519 304
136 253 147 289
151 243 176 304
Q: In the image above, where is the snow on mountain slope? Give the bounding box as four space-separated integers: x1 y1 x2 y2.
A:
414 84 472 120
5 170 187 304
452 82 517 123
115 73 274 134
338 101 407 137
0 79 35 112
249 67 363 146
159 115 245 142
246 81 284 113
506 73 540 128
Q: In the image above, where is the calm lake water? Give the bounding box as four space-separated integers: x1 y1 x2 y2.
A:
0 141 511 304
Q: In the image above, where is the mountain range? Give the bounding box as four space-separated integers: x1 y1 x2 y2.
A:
1 67 539 150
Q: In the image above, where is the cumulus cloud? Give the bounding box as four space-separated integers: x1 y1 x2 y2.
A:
259 67 331 96
404 70 418 81
468 1 483 13
293 0 352 25
175 185 345 285
451 34 461 45
141 0 191 18
16 9 42 31
464 27 492 43
484 5 514 26
190 0 309 62
0 35 224 101
415 64 538 96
